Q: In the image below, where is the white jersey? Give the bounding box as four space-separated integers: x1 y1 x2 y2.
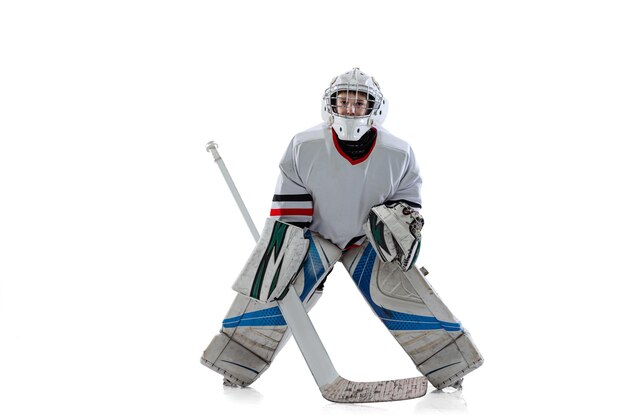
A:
270 123 422 249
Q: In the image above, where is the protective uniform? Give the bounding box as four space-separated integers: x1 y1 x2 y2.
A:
201 68 482 389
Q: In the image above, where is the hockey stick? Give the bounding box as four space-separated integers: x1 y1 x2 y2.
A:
205 141 428 403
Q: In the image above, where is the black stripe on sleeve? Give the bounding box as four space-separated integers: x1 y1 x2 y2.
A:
283 221 312 228
385 199 422 209
272 194 313 202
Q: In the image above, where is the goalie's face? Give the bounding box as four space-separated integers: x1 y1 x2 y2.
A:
335 91 371 117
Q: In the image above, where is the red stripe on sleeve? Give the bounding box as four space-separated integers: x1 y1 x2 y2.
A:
270 208 314 216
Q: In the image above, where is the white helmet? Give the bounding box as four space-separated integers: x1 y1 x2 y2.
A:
321 68 388 141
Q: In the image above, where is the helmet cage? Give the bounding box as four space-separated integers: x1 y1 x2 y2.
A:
323 83 384 119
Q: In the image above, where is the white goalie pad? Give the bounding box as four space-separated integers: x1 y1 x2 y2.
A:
232 218 310 302
363 202 424 271
341 246 484 390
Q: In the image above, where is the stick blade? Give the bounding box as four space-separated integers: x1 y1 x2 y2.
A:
320 376 428 403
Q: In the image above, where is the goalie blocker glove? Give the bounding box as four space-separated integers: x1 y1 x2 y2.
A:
364 201 424 271
232 218 310 302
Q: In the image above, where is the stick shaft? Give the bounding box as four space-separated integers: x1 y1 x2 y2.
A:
277 284 339 387
206 142 260 241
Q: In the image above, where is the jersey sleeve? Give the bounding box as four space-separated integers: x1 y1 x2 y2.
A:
270 139 314 228
388 147 422 209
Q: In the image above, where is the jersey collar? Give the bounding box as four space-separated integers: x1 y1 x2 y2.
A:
331 127 377 165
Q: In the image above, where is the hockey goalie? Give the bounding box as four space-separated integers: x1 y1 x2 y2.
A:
201 68 483 395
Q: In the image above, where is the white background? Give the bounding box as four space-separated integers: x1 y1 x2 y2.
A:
1 1 625 417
